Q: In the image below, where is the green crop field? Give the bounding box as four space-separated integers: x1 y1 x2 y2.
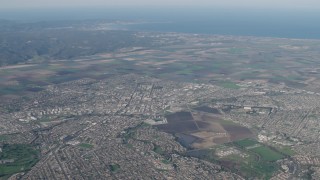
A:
251 146 284 161
276 146 295 156
240 161 278 180
222 139 287 179
234 139 258 147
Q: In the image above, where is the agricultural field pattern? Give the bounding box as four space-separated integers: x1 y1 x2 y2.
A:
1 21 320 179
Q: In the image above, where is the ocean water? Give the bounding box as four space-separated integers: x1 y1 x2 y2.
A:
122 9 320 39
1 8 320 39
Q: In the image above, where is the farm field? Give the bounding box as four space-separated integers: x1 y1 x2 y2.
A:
2 33 320 101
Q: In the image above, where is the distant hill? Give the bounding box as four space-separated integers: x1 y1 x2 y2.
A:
0 20 153 66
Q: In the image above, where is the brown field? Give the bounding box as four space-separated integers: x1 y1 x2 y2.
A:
165 111 194 123
223 125 254 141
191 130 230 148
0 64 36 70
155 111 253 149
155 121 198 133
187 112 253 148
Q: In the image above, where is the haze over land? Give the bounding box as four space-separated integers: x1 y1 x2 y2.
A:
1 0 320 9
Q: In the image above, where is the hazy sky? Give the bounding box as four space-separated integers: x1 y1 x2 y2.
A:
1 0 320 9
